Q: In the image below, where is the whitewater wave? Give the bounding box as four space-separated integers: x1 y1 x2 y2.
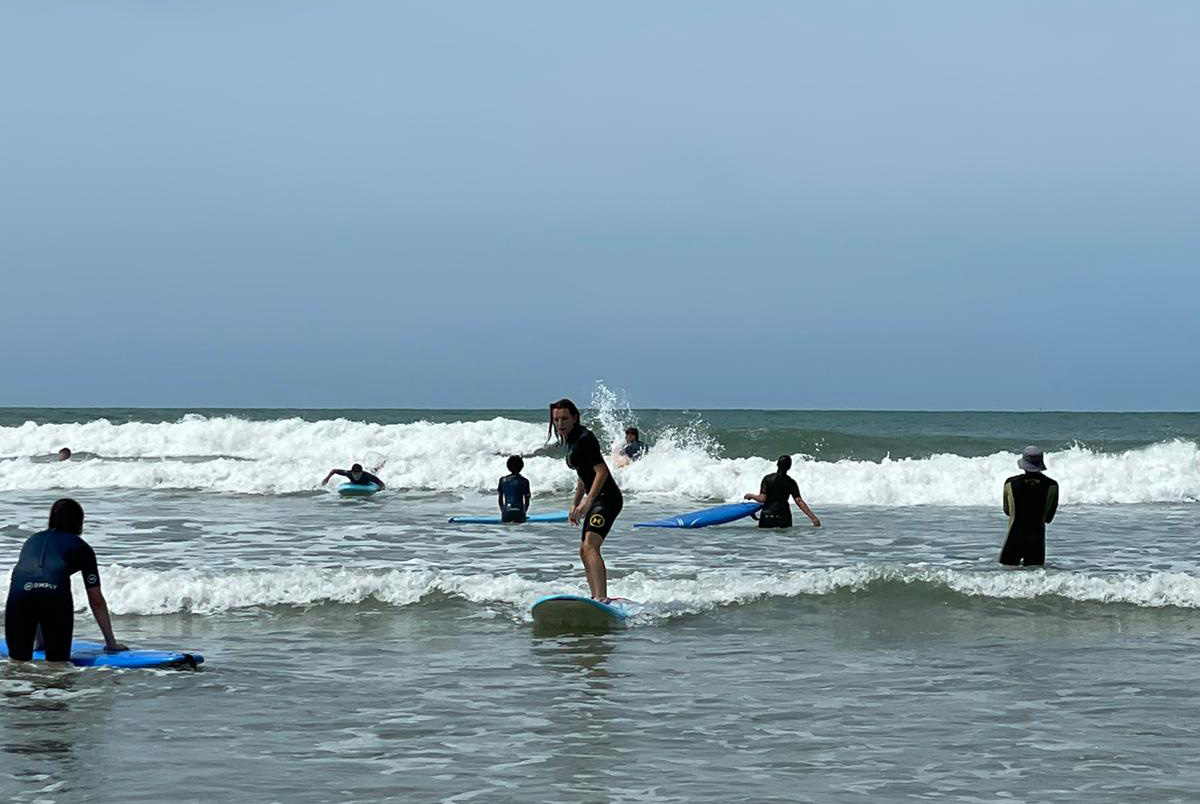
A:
1 415 1197 504
6 564 1200 618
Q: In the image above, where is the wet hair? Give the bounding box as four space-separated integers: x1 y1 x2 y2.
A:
777 455 793 472
58 447 72 460
507 455 524 473
351 463 363 472
548 398 581 444
48 498 85 534
625 427 639 439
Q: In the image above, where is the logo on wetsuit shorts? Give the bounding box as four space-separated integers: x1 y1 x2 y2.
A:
23 582 58 592
86 574 98 585
589 513 606 528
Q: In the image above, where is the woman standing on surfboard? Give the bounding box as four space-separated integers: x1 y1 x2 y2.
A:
549 399 622 602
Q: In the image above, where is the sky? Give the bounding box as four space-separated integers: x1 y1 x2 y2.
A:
2 1 1197 410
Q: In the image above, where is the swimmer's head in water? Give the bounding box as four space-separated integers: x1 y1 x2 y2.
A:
549 399 580 443
48 498 85 534
507 455 524 474
350 463 363 480
58 448 72 461
625 428 639 442
777 455 792 472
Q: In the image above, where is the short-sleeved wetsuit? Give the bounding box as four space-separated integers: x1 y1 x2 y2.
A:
566 424 623 539
334 470 384 488
758 471 801 529
498 473 531 523
5 529 102 661
1000 472 1059 566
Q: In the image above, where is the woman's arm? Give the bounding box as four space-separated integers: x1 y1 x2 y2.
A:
86 586 127 651
794 496 821 527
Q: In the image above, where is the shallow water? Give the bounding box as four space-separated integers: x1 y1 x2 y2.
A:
3 408 1200 802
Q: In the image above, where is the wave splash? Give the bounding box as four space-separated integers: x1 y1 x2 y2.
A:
8 564 1200 618
1 410 1197 504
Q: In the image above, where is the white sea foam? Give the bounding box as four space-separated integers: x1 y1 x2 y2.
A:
1 416 1197 504
5 564 1200 618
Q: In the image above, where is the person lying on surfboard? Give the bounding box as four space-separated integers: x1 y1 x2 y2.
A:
321 463 385 489
549 398 623 602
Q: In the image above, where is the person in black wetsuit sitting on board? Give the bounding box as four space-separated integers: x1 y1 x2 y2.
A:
550 398 623 602
497 455 531 523
744 455 821 529
321 463 385 489
5 498 126 662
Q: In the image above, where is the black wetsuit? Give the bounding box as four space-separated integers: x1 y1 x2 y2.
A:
758 471 801 529
622 440 646 461
5 529 102 661
498 473 531 523
1000 472 1059 566
566 424 623 539
334 470 384 488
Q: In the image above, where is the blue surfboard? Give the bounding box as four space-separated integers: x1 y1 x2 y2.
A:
1 639 204 669
338 483 381 496
635 501 763 529
448 511 570 524
531 594 636 629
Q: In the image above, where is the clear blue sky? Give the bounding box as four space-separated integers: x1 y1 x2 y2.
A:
3 1 1197 410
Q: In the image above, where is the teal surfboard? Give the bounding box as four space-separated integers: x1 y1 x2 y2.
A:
531 594 637 629
338 483 381 496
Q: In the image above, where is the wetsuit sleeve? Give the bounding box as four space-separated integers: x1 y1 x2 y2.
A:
362 472 384 486
1044 481 1058 523
520 477 530 497
70 541 102 589
1003 481 1012 516
331 470 350 479
760 475 769 495
788 477 801 499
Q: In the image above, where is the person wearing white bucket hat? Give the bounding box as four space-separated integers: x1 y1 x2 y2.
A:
999 446 1059 566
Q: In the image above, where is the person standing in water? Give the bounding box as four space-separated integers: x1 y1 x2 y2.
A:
744 455 821 528
5 499 126 661
549 399 622 601
497 455 531 524
999 446 1058 566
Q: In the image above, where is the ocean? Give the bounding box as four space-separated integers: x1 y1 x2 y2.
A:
2 396 1200 803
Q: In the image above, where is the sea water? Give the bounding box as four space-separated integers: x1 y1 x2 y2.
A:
2 399 1199 803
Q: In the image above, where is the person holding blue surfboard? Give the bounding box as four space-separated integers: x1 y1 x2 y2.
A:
744 455 821 529
5 499 126 662
550 399 622 602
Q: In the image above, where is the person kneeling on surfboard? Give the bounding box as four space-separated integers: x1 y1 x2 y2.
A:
497 455 531 524
550 399 623 602
744 455 821 529
5 499 127 662
321 463 385 489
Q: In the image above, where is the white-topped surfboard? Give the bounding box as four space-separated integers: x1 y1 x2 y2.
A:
531 594 638 629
